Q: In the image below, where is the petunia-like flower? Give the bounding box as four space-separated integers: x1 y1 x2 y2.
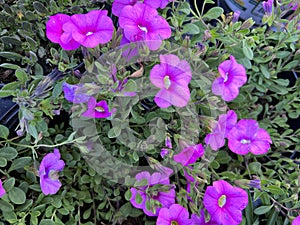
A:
39 149 65 195
112 0 173 17
227 119 272 155
191 210 219 225
130 171 175 216
173 144 204 166
119 3 171 51
0 180 6 197
156 204 193 225
62 82 90 103
46 14 80 50
212 55 247 102
205 110 237 151
82 97 114 118
203 180 248 225
292 215 300 225
150 54 192 108
262 0 273 16
62 10 114 48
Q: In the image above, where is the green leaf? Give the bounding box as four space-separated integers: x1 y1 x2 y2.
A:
260 65 270 79
0 125 9 139
0 158 7 167
242 40 253 60
245 190 253 225
33 2 49 14
123 79 137 93
0 63 20 70
28 124 38 139
0 36 22 46
203 7 224 20
0 90 15 98
39 219 55 225
0 200 14 212
0 51 23 60
266 185 284 195
0 147 18 160
15 69 28 84
9 187 26 204
135 192 143 204
254 205 273 215
3 178 15 192
108 126 121 138
182 23 200 34
8 157 32 172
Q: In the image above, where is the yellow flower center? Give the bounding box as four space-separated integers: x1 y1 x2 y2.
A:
95 106 105 112
164 76 171 89
218 194 227 208
171 221 178 225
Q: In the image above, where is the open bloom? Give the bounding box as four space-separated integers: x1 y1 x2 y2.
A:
39 149 65 195
227 119 272 155
150 54 192 108
191 210 219 225
205 110 237 151
203 180 248 225
82 97 114 118
130 171 175 216
112 0 173 17
212 55 247 102
46 14 80 50
292 215 300 225
119 3 171 50
156 204 193 225
0 180 6 197
262 0 273 16
62 10 114 48
62 82 90 103
173 144 204 166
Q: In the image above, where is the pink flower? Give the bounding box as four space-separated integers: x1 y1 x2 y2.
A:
0 180 6 197
46 14 80 50
156 204 193 225
62 10 114 48
130 171 175 216
112 0 173 17
205 110 237 151
39 149 65 195
203 180 248 225
227 119 272 155
119 3 171 50
173 144 204 166
82 97 114 119
292 215 300 225
212 55 247 102
191 210 219 225
150 54 192 108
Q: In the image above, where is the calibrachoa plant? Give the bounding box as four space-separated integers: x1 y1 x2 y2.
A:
0 0 299 224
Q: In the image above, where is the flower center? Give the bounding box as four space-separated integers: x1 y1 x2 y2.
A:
86 31 94 36
171 221 178 225
95 106 105 112
48 170 59 180
218 194 227 208
138 25 148 33
224 72 229 83
241 139 251 144
164 76 171 89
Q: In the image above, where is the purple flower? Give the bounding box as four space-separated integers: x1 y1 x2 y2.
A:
292 215 300 225
173 144 204 166
150 54 192 108
62 82 90 103
39 149 65 195
212 55 247 102
119 3 171 51
289 2 299 10
130 171 175 216
232 11 240 23
205 110 237 151
191 210 219 225
156 204 193 225
112 0 173 17
227 119 272 155
46 14 80 50
160 148 170 158
82 97 114 118
165 136 172 149
0 180 6 197
203 180 248 225
262 0 273 16
62 10 114 48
